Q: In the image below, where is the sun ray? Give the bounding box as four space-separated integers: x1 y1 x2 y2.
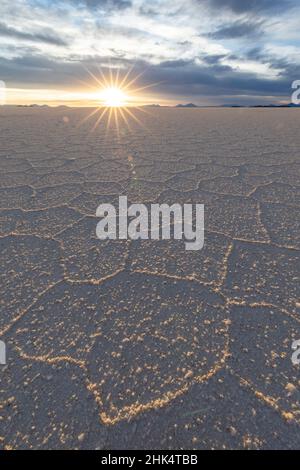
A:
106 107 114 134
109 62 114 87
122 106 147 130
134 105 153 117
114 67 120 88
77 78 101 92
119 63 136 89
96 64 110 89
122 70 146 91
83 65 106 88
90 106 109 133
77 106 101 128
118 107 131 132
130 81 164 94
113 107 120 138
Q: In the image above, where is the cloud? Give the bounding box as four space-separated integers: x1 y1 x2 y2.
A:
0 0 298 105
0 51 292 104
199 0 291 14
208 20 264 39
202 54 227 64
70 0 132 9
0 22 67 46
159 59 193 68
246 47 300 79
139 6 159 16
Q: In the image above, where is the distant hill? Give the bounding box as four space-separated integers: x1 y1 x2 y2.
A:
142 104 161 107
16 104 49 108
175 103 198 108
220 104 243 108
253 103 300 108
221 103 300 108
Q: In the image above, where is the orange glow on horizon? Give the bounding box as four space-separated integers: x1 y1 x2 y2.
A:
1 68 169 139
2 67 164 108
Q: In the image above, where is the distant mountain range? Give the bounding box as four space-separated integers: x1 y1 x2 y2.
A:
220 103 300 108
4 102 300 109
146 102 300 108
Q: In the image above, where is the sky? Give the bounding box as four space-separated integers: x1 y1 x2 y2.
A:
0 0 299 105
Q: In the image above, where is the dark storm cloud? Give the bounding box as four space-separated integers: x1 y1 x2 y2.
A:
148 62 292 102
139 6 160 17
208 20 264 39
70 0 131 9
159 59 193 68
199 0 291 14
0 51 292 103
202 54 227 64
200 55 232 73
246 48 300 79
246 47 263 60
0 22 67 46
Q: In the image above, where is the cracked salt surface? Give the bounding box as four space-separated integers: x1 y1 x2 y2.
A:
0 107 299 449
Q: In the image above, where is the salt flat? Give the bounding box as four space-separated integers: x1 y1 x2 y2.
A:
0 107 299 449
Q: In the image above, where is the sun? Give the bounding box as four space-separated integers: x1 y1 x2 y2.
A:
79 66 161 134
100 86 127 107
